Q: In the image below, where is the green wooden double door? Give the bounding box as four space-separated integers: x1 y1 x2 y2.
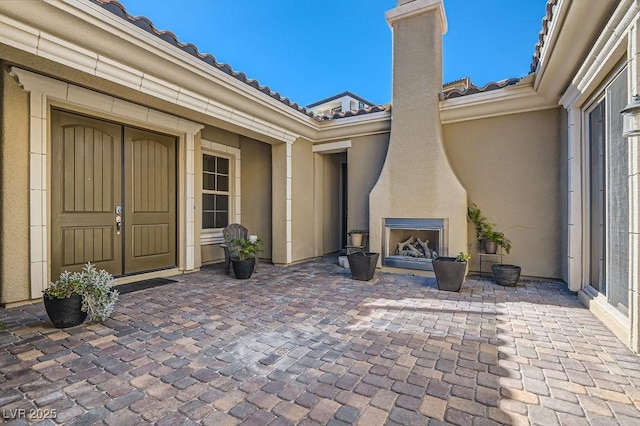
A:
51 110 177 278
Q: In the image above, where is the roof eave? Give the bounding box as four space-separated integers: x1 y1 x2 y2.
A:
313 110 392 142
0 0 331 142
440 77 557 124
533 0 622 103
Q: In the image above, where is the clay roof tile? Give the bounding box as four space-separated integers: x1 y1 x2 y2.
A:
92 0 389 121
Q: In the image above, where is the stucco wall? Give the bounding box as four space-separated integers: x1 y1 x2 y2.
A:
292 139 315 261
0 65 31 304
348 133 389 233
443 108 563 279
200 244 224 265
322 153 344 253
201 126 240 149
240 136 272 260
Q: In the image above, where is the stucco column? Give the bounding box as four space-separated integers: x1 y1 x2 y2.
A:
184 131 196 271
566 107 583 292
369 0 467 265
272 141 293 265
0 68 31 304
313 153 324 257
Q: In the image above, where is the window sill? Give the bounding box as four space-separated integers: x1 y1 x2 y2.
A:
201 229 224 246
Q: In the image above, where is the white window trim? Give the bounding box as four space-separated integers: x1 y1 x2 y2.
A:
581 95 606 297
576 65 632 346
201 139 241 245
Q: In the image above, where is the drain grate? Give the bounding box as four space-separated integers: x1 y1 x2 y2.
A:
274 348 289 356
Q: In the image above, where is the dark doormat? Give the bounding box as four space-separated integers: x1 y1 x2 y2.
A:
116 277 178 294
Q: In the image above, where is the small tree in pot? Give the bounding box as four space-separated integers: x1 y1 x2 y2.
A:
481 230 512 255
467 203 521 286
467 203 512 254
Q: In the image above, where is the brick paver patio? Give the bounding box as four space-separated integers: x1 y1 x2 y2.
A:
2 257 640 425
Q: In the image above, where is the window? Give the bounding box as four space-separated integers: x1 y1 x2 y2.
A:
587 100 605 294
202 154 230 230
584 66 629 315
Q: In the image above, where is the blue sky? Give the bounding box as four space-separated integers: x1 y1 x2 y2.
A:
117 0 548 106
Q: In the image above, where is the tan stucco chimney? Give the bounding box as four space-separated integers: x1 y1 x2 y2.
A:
369 0 467 264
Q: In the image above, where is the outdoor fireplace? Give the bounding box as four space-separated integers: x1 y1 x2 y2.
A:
368 1 467 267
383 218 447 271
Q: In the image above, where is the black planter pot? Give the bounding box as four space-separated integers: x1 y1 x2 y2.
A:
492 264 521 286
347 252 379 281
232 258 256 279
43 294 87 328
432 257 467 292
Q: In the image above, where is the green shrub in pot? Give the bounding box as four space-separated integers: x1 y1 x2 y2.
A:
44 263 119 326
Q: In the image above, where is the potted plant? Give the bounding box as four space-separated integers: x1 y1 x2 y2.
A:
467 203 512 254
432 252 469 292
481 229 512 255
348 230 367 247
43 262 119 328
468 203 522 285
347 251 379 281
230 237 263 279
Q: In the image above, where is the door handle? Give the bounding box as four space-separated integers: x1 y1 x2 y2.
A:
115 205 122 235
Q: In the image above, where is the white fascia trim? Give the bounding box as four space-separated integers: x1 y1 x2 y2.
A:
559 1 638 109
0 2 302 144
533 0 567 91
0 11 39 54
440 81 557 124
10 67 204 134
386 0 447 34
312 140 352 154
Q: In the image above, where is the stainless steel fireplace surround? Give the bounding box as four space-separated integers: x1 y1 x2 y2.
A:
383 218 448 271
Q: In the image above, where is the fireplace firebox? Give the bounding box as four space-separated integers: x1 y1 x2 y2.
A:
383 218 447 271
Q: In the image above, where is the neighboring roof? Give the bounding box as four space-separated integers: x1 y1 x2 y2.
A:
441 78 521 100
90 0 388 122
306 91 376 109
443 77 471 87
316 105 391 121
530 0 559 74
442 0 557 100
443 77 472 92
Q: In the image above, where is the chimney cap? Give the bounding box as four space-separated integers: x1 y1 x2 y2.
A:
386 0 447 34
